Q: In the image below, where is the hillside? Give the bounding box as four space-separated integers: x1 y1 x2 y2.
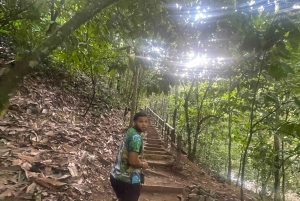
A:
0 72 258 201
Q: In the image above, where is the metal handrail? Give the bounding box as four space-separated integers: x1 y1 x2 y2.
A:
165 123 174 130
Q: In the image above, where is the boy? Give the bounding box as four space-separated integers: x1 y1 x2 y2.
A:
110 112 150 201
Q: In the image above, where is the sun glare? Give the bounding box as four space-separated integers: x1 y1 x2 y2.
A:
186 54 209 68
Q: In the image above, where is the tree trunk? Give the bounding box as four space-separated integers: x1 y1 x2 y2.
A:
235 151 243 187
184 79 196 160
227 110 232 183
281 140 285 201
227 78 233 184
274 133 281 201
260 173 271 199
240 53 264 201
129 63 139 127
191 81 212 161
136 66 144 112
0 0 119 111
171 85 178 143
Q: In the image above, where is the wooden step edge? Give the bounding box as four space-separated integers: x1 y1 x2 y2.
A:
145 144 163 148
144 151 170 155
145 146 164 150
145 154 172 157
148 160 174 167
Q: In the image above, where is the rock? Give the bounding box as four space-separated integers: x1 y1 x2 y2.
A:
188 185 197 189
177 194 184 201
206 197 215 201
189 198 200 201
198 188 209 196
189 193 198 198
199 195 205 201
191 188 199 194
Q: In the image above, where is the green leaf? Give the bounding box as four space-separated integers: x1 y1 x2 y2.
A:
267 62 294 81
293 97 300 108
294 143 300 153
109 69 115 77
287 28 300 51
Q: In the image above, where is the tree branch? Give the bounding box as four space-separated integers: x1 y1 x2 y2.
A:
0 0 119 111
252 101 292 129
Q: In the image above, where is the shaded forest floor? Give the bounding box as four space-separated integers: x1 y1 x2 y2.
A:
0 70 259 201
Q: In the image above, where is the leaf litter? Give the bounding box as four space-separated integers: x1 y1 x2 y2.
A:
0 72 125 201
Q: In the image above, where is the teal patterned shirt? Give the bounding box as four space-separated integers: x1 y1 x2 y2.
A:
110 127 143 183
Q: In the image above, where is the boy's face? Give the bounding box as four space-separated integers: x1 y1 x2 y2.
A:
134 117 148 132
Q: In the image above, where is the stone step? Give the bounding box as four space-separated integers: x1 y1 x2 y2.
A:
143 169 169 178
144 150 170 155
145 154 173 160
139 192 183 201
146 140 163 145
144 146 165 152
147 160 174 168
146 138 163 142
146 138 161 141
144 143 163 148
141 185 184 194
146 133 159 138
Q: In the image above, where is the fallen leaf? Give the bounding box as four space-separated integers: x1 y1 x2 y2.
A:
21 161 32 171
18 154 35 162
68 162 79 177
0 189 13 198
12 159 22 166
26 182 37 194
0 126 8 131
71 184 92 195
34 177 66 188
62 143 76 152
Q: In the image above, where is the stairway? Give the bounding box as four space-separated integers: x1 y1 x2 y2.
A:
140 120 185 201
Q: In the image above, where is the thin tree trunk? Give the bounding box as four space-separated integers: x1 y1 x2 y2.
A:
136 66 144 112
0 0 119 111
172 85 178 143
191 81 213 161
129 63 139 127
281 110 289 201
281 140 285 201
274 133 281 201
260 173 271 199
227 110 232 183
184 79 196 160
227 78 233 184
240 52 265 201
236 151 243 187
83 64 96 117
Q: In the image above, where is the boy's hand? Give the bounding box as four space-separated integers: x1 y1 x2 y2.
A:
142 161 150 169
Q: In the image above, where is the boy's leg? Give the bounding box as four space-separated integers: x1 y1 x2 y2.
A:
110 174 140 201
110 175 124 200
122 183 140 201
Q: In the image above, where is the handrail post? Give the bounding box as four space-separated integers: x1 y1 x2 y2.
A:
164 134 168 149
176 135 182 169
161 120 164 137
170 129 175 151
171 129 175 143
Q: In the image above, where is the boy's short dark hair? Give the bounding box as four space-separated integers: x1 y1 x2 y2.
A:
133 112 147 121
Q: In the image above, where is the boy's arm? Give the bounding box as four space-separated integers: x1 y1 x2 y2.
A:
128 152 145 168
128 134 149 169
